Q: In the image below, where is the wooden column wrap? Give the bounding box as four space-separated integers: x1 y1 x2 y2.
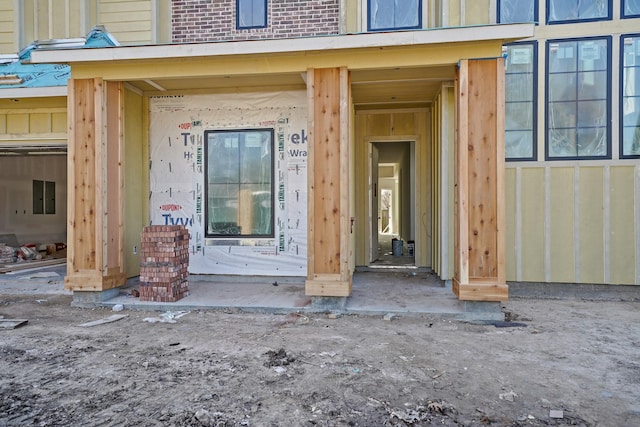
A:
65 78 126 292
305 67 352 297
453 59 508 301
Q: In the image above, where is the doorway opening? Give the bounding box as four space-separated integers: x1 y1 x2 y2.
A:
370 141 415 267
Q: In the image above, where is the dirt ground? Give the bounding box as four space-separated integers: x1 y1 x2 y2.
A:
0 293 638 427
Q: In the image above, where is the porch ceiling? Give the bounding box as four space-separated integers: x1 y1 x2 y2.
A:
124 64 454 108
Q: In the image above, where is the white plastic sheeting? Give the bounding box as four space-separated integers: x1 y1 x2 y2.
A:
149 91 308 276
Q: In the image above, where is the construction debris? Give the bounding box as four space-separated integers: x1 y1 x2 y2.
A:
77 314 128 327
0 319 28 329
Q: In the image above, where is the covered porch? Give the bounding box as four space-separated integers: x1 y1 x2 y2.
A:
29 23 534 305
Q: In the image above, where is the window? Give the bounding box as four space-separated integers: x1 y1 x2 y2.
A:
547 0 610 23
546 37 611 159
623 0 640 17
621 35 640 158
368 0 421 31
205 129 274 237
33 180 55 215
237 0 267 29
498 0 537 23
504 42 538 160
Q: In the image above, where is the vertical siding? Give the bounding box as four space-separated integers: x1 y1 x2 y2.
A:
549 167 575 282
464 0 491 25
609 166 636 284
520 168 545 281
579 167 605 283
505 168 516 280
99 0 152 44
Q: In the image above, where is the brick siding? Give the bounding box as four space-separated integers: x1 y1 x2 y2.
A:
172 0 340 43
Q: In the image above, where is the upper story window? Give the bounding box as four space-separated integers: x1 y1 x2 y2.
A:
237 0 267 29
504 42 538 160
498 0 537 23
623 0 640 17
546 37 611 160
621 34 640 158
547 0 611 24
205 129 274 238
368 0 421 31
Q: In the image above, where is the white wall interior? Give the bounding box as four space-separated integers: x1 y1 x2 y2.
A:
0 155 67 245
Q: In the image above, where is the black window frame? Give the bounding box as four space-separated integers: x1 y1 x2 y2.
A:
367 0 422 32
497 0 539 24
546 0 612 24
622 0 640 18
236 0 268 30
504 41 538 161
204 128 275 239
545 36 612 161
620 33 640 159
32 179 55 215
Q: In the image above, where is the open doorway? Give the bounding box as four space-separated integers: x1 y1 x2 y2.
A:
370 141 415 267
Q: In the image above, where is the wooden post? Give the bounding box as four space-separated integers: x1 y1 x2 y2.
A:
305 67 352 297
453 59 508 301
65 78 126 291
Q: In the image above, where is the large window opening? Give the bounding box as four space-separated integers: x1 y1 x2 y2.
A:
546 37 611 159
504 42 538 160
621 34 640 158
205 129 274 238
368 0 421 31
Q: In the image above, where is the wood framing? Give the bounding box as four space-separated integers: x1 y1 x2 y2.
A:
305 67 352 297
453 59 508 301
65 78 126 292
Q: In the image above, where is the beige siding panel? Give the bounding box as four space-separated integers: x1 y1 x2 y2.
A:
465 0 491 25
354 113 368 266
367 114 391 137
100 1 151 13
610 166 636 285
549 167 575 283
101 11 152 23
51 4 67 39
579 167 604 283
505 168 516 281
51 112 67 133
124 88 144 277
392 112 415 135
101 20 151 33
520 168 545 282
449 0 461 26
29 113 51 133
6 114 29 134
0 0 13 54
0 113 6 133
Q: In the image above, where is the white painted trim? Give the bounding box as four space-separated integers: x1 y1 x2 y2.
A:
151 0 158 43
31 24 535 63
604 165 610 283
574 166 580 283
460 0 466 26
0 86 67 98
489 0 497 24
124 82 143 96
13 0 21 51
611 34 620 160
543 167 549 282
516 167 523 281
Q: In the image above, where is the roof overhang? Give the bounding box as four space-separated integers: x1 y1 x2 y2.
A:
31 24 534 64
29 24 534 108
0 86 67 99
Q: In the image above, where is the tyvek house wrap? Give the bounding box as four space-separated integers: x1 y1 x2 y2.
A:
149 91 308 276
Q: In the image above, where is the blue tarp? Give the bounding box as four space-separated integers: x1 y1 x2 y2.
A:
0 26 119 89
